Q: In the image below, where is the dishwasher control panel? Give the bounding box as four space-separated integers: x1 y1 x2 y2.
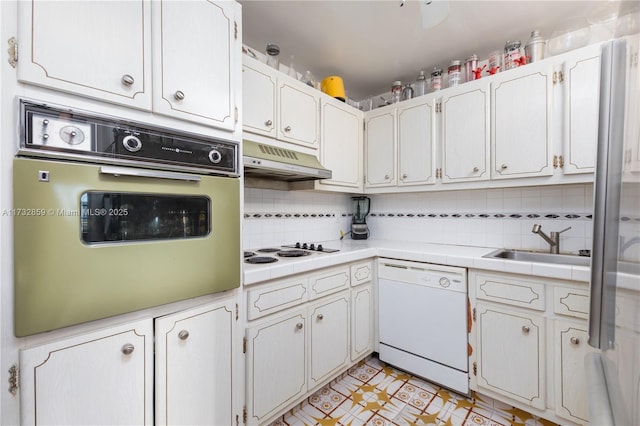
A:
378 258 467 292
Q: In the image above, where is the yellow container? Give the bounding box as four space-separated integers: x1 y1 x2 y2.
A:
321 76 346 101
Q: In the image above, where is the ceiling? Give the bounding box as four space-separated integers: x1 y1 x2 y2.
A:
239 0 631 101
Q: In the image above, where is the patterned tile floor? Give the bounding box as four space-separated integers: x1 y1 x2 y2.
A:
269 356 557 426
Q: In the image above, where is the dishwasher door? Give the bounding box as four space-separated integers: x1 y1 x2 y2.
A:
378 261 468 372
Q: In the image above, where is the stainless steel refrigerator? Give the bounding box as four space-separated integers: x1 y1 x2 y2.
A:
586 34 640 425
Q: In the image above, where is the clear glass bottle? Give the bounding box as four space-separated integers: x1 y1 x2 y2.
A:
414 71 426 96
265 43 280 70
287 55 297 78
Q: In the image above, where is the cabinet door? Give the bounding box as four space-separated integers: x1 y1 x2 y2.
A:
278 81 320 148
318 99 363 190
351 284 374 361
555 321 596 424
155 299 236 426
153 0 238 130
246 308 307 424
365 108 397 188
243 59 277 138
20 319 154 425
562 45 601 175
476 303 545 410
17 0 152 109
442 82 490 183
309 292 350 389
491 63 554 179
397 97 437 186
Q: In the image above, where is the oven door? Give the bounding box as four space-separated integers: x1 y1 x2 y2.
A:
13 157 240 336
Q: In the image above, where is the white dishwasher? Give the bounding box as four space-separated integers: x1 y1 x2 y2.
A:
378 259 469 395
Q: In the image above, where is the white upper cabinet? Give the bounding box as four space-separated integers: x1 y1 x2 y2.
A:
397 96 437 186
316 98 363 191
364 108 397 188
18 0 240 132
152 0 239 130
491 61 555 179
242 60 277 138
561 44 602 175
17 0 152 109
277 79 320 148
441 81 491 183
243 56 320 149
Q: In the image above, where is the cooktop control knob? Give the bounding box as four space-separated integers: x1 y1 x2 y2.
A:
302 243 308 250
122 135 142 152
208 149 222 164
295 242 301 248
317 244 323 251
439 277 451 288
310 243 316 250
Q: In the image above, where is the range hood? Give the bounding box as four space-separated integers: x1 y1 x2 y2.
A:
243 140 332 181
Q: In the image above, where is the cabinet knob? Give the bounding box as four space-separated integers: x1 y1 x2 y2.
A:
174 90 185 101
121 74 135 86
317 314 324 320
384 174 390 180
265 119 273 127
178 330 190 341
121 343 135 355
522 325 530 334
295 322 303 330
570 336 580 345
402 173 408 179
501 164 508 170
473 167 479 173
284 126 292 132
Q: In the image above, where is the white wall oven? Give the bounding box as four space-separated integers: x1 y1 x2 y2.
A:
13 99 241 337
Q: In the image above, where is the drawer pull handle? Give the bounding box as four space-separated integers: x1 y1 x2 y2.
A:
296 323 303 330
121 74 135 86
522 325 530 334
317 314 324 320
570 337 580 345
178 330 190 341
121 343 135 355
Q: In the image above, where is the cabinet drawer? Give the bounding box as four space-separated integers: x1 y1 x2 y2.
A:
308 265 350 300
350 260 374 287
475 273 545 311
554 287 589 319
246 277 308 320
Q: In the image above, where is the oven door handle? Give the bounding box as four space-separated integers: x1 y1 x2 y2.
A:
100 166 201 182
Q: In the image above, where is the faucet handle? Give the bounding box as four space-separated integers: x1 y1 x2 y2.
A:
557 226 572 234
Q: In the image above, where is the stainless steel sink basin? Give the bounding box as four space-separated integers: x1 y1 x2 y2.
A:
483 249 591 266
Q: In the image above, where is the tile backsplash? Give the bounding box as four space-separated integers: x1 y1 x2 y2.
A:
244 184 594 254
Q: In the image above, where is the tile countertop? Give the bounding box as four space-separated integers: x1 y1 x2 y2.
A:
243 239 592 286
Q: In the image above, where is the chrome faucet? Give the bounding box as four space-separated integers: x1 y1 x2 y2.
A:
532 224 572 254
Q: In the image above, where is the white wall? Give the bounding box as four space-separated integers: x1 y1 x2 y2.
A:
244 183 594 255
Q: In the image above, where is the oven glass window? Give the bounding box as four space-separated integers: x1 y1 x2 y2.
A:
80 192 210 243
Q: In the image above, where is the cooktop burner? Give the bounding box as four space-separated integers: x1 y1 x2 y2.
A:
257 248 280 253
276 249 312 258
245 256 278 264
244 251 256 258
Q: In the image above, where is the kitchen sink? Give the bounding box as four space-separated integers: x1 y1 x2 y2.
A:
483 249 591 267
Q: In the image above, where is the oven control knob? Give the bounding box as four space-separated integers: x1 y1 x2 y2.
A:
122 135 142 152
208 149 222 164
439 277 451 288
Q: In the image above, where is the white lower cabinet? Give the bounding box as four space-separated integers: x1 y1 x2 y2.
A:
309 293 351 389
475 303 546 410
244 260 375 425
19 296 238 426
20 319 154 425
155 299 236 426
245 307 308 424
470 270 592 425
